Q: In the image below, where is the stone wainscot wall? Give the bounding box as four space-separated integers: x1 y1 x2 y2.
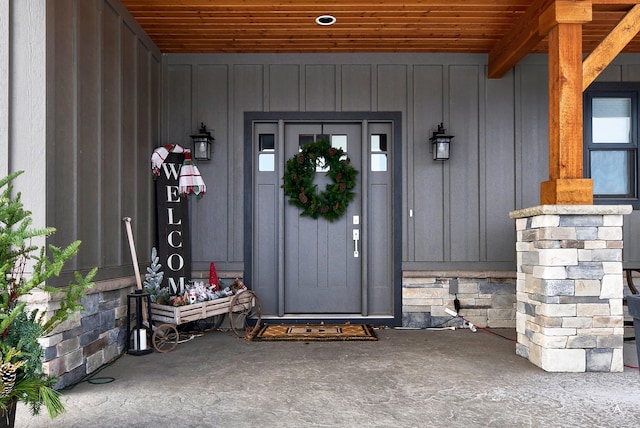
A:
25 277 136 388
28 272 243 388
403 271 517 329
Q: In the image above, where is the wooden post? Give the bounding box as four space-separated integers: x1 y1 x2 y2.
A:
540 4 593 205
489 1 640 205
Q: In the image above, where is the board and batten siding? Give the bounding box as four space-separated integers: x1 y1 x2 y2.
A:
47 0 161 281
3 0 163 388
18 3 640 284
161 53 583 274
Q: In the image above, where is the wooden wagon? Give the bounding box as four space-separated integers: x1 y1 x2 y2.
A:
149 290 261 352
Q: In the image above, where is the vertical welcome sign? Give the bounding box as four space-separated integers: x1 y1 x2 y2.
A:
155 152 191 295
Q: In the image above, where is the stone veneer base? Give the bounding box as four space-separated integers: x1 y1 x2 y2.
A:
510 204 633 372
30 273 242 388
402 271 516 329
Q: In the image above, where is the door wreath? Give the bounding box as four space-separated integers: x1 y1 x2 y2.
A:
282 140 358 222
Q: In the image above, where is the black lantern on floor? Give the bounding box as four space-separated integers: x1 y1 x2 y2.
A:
190 123 214 161
429 123 454 161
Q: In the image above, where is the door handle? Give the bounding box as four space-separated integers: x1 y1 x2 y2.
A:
353 229 360 258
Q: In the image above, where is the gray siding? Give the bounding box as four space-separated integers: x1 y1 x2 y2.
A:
47 0 161 280
516 64 549 209
41 3 640 278
164 53 640 273
486 69 516 261
163 54 523 272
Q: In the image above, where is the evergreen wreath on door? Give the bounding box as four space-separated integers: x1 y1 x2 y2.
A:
282 139 358 222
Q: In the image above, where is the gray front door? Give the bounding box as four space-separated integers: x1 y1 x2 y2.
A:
248 115 397 321
283 123 362 313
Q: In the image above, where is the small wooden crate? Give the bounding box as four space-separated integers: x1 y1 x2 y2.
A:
150 292 254 326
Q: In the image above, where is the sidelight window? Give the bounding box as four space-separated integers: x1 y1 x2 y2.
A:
258 133 275 171
370 134 388 172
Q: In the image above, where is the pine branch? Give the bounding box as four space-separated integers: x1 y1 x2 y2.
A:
41 267 97 335
1 170 96 417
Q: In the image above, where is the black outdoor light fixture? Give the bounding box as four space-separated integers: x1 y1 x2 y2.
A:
190 122 214 161
429 123 454 161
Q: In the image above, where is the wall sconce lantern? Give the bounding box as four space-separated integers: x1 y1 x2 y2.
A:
190 123 214 161
429 123 454 161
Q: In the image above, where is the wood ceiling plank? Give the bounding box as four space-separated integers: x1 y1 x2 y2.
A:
592 0 640 5
122 0 532 8
139 12 512 19
144 21 505 29
152 36 501 43
152 38 497 52
123 7 527 15
120 0 640 53
144 36 509 43
144 32 508 39
135 17 518 25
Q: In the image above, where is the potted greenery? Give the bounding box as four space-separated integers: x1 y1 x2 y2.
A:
0 171 96 426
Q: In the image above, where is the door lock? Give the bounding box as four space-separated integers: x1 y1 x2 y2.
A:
353 229 360 257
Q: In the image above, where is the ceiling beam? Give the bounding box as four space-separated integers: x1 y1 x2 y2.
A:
489 0 640 79
583 4 640 90
488 0 592 79
488 0 554 78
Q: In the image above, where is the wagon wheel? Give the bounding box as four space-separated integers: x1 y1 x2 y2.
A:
228 291 262 338
152 323 179 353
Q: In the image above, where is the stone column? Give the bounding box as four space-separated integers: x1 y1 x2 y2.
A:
510 205 632 372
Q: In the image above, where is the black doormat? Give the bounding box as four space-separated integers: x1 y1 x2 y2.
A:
250 323 378 341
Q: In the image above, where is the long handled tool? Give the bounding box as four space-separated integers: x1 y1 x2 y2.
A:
122 217 150 346
123 217 182 352
123 217 144 291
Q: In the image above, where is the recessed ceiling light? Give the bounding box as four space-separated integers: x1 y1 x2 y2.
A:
315 15 336 26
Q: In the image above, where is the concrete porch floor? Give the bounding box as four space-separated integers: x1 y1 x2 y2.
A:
16 328 640 428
